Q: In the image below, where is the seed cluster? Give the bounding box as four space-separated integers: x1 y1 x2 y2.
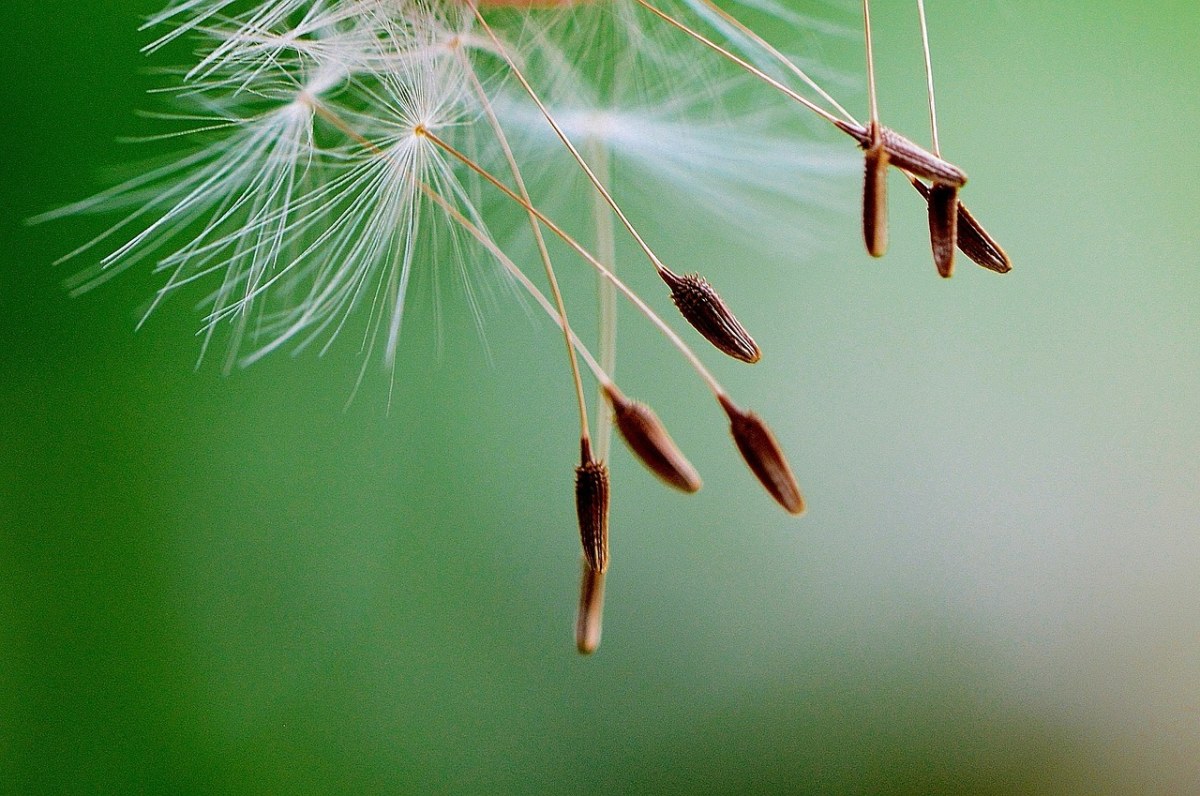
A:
839 117 1008 276
57 0 1012 656
561 0 1011 654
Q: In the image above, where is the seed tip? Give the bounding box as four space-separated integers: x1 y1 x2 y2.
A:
575 562 605 655
911 179 1011 274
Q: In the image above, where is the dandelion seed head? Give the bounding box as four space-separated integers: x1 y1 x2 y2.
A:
51 0 857 373
42 0 1013 654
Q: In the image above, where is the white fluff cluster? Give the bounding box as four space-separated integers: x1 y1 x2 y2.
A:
48 0 854 371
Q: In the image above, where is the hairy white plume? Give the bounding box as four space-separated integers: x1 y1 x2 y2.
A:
46 0 857 370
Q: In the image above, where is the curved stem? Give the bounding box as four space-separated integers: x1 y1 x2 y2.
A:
916 0 941 154
632 0 846 129
587 139 618 461
417 126 726 398
472 8 675 278
457 47 591 443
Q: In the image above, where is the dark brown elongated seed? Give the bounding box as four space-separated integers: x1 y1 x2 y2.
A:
863 129 889 258
660 269 761 364
881 127 968 188
836 120 967 188
603 386 702 493
954 199 1011 274
911 179 1011 273
575 561 605 655
718 396 805 515
928 183 959 277
575 439 610 573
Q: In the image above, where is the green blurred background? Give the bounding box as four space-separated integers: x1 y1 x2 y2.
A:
3 1 1198 793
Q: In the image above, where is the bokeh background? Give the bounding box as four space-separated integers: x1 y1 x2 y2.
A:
3 1 1198 793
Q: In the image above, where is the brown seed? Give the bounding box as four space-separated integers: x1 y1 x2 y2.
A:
954 199 1012 274
603 385 702 493
911 179 1011 273
718 396 805 515
928 183 959 278
837 120 967 188
881 127 968 188
575 561 605 655
660 269 761 364
863 127 889 258
575 439 610 573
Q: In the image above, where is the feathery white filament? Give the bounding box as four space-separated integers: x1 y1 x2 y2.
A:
47 0 855 374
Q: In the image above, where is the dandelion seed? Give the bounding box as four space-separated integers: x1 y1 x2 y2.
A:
661 270 761 364
575 440 611 574
839 123 968 189
719 395 805 516
636 0 985 271
910 179 1011 274
43 0 1016 652
471 6 766 361
862 125 890 258
914 0 956 278
927 183 959 278
951 199 1012 274
859 0 888 258
603 384 702 494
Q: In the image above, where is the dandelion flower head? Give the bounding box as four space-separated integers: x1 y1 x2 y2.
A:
46 0 1013 653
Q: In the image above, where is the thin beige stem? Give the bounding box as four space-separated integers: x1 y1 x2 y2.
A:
587 139 617 460
631 0 846 129
457 47 591 442
471 8 674 278
417 126 725 398
306 95 381 154
309 95 609 393
863 0 880 127
915 0 940 154
696 0 857 125
421 182 611 387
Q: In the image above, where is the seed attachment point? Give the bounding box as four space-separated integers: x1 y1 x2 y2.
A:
718 396 805 515
661 269 761 364
880 127 967 188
